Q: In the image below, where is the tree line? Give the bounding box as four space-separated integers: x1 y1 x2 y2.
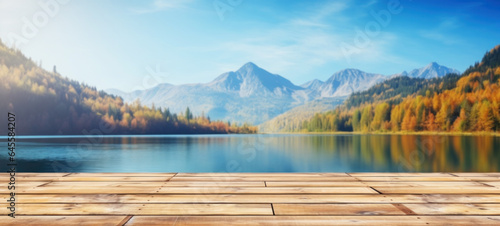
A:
0 40 257 135
300 45 500 133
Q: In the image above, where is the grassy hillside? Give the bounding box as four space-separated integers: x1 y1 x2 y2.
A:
0 41 256 135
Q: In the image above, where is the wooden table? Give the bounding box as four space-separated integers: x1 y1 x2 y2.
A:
2 172 500 225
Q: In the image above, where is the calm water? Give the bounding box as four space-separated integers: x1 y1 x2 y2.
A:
2 134 499 172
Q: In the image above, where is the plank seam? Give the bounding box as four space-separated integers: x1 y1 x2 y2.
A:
264 181 267 187
36 182 53 187
476 182 496 187
448 173 459 177
271 203 275 215
62 173 73 177
157 173 179 192
392 203 417 215
370 187 383 194
118 215 133 225
167 173 178 182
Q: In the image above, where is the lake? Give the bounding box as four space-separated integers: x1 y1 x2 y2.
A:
2 134 499 172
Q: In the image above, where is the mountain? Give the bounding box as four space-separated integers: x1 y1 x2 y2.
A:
108 63 310 125
258 97 346 133
300 79 324 90
392 62 460 79
317 69 386 97
298 45 500 133
109 62 459 127
0 40 254 135
208 62 302 97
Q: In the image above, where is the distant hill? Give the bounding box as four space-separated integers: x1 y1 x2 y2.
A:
109 62 458 127
0 40 254 135
108 62 310 125
257 63 459 133
316 69 386 97
299 45 500 133
391 62 460 79
258 97 346 133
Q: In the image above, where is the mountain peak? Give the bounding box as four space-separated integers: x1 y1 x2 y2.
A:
210 62 301 97
301 79 324 89
428 62 439 67
239 62 259 70
237 62 265 76
243 61 257 67
339 68 363 73
407 62 460 79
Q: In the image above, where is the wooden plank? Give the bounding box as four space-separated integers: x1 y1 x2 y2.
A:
0 182 48 193
67 173 176 177
0 181 47 187
0 216 126 225
273 204 405 215
13 173 69 177
163 181 266 187
0 176 171 182
375 186 500 194
349 173 453 177
265 181 367 187
126 216 500 225
52 176 171 182
41 181 266 187
8 194 500 204
405 203 500 215
170 176 358 182
176 173 349 177
355 176 474 182
15 186 377 194
156 187 377 194
16 203 272 215
451 173 500 177
483 182 500 187
15 186 162 194
465 177 500 182
362 181 486 187
0 177 58 182
41 182 168 187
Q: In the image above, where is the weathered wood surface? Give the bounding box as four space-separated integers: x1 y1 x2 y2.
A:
2 172 500 225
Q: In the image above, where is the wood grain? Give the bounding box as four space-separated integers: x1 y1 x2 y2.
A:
273 203 405 215
3 172 500 225
126 216 500 225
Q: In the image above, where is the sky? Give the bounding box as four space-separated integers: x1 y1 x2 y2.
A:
1 0 500 91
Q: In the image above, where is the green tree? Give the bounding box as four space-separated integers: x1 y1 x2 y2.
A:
360 106 373 132
352 109 361 131
371 103 389 131
185 107 193 122
435 102 451 131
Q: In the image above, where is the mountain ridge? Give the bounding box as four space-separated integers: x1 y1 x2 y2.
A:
107 62 459 126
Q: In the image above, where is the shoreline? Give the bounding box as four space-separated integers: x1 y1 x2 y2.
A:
269 131 500 136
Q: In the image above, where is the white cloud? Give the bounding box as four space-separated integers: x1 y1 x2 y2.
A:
290 1 349 28
419 17 462 45
131 0 193 14
289 19 329 28
313 1 349 20
197 0 411 79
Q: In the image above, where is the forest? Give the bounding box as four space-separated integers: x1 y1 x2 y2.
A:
0 41 256 135
300 45 500 133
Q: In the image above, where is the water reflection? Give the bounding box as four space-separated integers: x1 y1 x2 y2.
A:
1 134 498 172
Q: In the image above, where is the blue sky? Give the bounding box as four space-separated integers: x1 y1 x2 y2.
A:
1 0 499 91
